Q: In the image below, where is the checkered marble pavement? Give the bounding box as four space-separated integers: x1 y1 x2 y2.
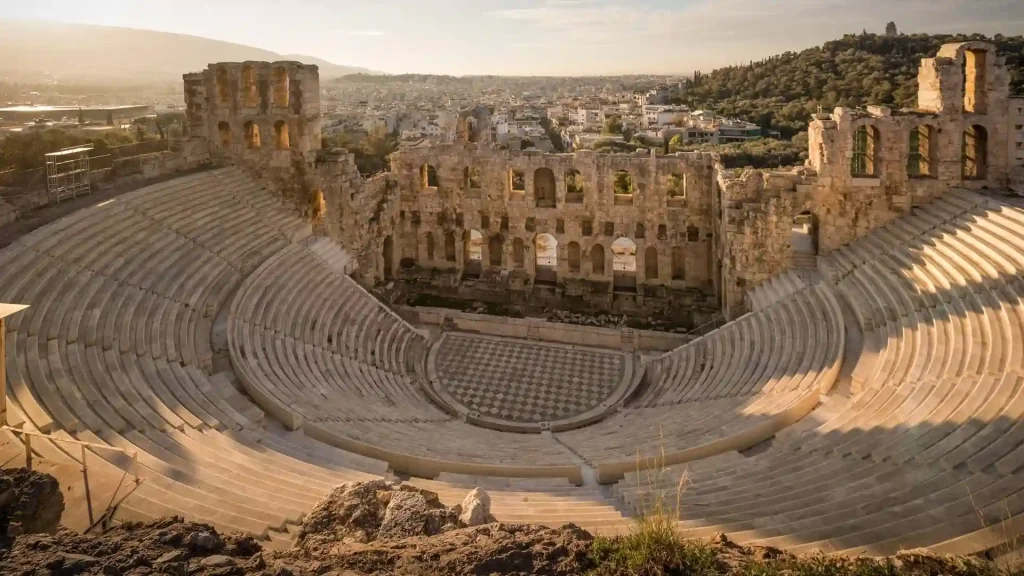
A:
435 334 625 424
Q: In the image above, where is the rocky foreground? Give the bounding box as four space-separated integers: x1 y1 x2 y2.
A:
0 470 1015 576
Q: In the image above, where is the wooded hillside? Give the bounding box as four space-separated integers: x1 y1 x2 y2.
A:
681 33 1024 138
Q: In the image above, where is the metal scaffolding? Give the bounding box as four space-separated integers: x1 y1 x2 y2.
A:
45 144 93 202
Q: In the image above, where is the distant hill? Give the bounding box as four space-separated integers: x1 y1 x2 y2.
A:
681 33 1024 139
0 20 374 84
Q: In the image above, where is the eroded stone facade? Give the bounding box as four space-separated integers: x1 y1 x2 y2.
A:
182 42 1024 322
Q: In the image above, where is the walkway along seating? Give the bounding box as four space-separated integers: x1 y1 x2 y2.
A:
613 189 1024 556
0 167 632 536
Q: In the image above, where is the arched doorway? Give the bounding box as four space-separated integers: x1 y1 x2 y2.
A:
445 232 456 263
568 242 581 273
644 246 659 281
535 233 557 285
591 244 606 276
464 229 483 277
489 235 503 267
217 121 232 148
611 237 637 292
791 211 818 271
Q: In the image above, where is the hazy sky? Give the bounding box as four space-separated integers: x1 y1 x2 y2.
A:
6 0 1024 75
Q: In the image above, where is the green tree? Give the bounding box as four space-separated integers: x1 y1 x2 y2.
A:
602 115 623 135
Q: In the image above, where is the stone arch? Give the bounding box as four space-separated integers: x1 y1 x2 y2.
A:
671 246 685 280
421 164 439 189
217 121 232 148
535 233 557 284
426 232 435 262
644 246 659 281
382 236 394 281
565 169 584 203
444 231 456 262
611 237 637 291
241 64 258 108
964 48 988 114
216 66 230 105
568 242 581 273
513 238 525 268
489 234 503 267
908 124 934 177
591 244 606 276
463 229 483 277
852 124 879 177
274 120 290 150
272 66 289 108
534 167 556 208
962 124 988 180
243 121 260 149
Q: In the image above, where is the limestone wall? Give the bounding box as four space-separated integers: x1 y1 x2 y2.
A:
366 144 718 318
174 41 1020 323
183 61 322 212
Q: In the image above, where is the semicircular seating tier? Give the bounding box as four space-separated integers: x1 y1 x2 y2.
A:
613 189 1024 557
0 167 633 539
227 240 585 479
558 280 845 483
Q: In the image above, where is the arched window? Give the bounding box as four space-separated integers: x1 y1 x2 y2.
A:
964 49 987 114
274 120 290 150
568 242 581 273
534 167 556 208
426 232 435 261
962 125 988 180
535 233 557 284
421 164 438 189
244 121 260 149
671 246 685 280
217 121 232 148
565 170 584 203
591 244 606 276
645 246 659 280
513 238 525 268
489 235 503 267
241 65 258 108
851 125 879 177
216 66 230 105
908 125 933 177
272 66 289 108
445 232 456 262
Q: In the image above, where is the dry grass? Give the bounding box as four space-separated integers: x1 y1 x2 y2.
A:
585 439 1020 576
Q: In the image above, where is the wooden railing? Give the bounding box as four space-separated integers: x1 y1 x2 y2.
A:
1 426 142 532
